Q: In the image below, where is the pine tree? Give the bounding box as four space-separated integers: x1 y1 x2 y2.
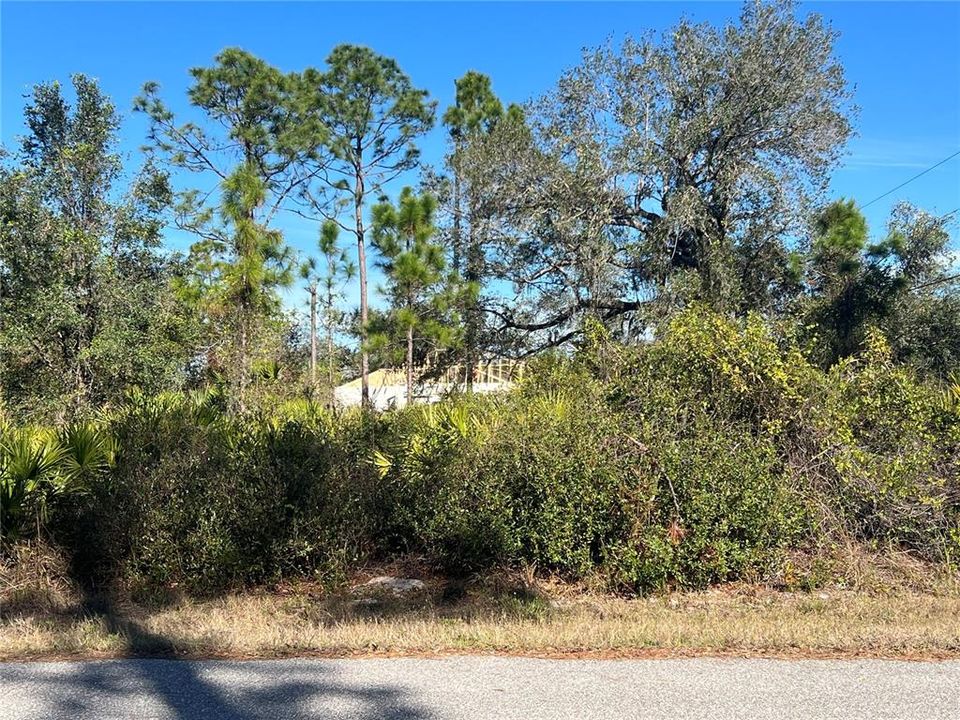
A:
300 220 355 392
217 163 293 408
299 46 435 406
442 72 522 387
134 48 320 410
371 188 453 406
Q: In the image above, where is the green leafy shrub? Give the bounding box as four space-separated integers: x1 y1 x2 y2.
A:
799 332 960 561
374 337 804 591
599 311 812 589
375 386 635 576
7 307 958 595
605 419 804 590
55 393 385 593
1 418 113 544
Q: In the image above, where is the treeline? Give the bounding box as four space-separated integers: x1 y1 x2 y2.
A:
1 1 959 591
2 0 957 421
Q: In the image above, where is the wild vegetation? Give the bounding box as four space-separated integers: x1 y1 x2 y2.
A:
1 0 958 608
1 308 957 598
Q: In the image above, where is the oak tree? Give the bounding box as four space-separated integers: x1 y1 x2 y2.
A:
459 0 853 353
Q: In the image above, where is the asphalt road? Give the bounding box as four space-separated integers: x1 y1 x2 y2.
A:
1 657 958 719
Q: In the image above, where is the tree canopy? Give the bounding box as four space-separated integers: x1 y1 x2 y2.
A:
456 0 854 353
1 76 193 418
2 0 958 421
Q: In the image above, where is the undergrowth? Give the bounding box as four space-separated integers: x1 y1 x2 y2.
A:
2 308 957 596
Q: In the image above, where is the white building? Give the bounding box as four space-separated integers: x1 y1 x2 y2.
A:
333 360 523 410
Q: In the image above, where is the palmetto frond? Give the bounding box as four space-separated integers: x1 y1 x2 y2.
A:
0 426 69 540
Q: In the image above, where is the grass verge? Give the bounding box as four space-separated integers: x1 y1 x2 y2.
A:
2 570 959 662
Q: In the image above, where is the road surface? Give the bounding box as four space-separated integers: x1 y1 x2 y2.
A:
1 656 957 719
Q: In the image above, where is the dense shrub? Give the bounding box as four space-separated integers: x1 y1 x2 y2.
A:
373 384 635 576
799 333 960 560
603 419 805 590
52 392 387 593
1 418 114 543
4 309 958 594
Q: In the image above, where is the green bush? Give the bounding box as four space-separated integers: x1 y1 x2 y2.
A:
372 337 806 591
55 392 386 593
7 308 958 595
801 332 960 561
373 386 634 576
597 312 812 589
605 420 804 590
1 419 114 545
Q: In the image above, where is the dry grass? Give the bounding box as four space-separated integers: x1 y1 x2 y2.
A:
3 567 960 661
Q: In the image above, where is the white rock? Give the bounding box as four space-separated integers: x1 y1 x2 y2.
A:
363 576 426 594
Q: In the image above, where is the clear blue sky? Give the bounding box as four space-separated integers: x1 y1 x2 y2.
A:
2 1 959 318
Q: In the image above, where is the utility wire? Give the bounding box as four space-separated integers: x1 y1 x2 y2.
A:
860 149 960 209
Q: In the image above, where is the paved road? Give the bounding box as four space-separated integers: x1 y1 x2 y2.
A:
1 657 958 719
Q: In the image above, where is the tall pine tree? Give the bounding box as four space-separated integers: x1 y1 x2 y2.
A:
135 48 320 409
300 220 355 392
442 72 522 386
371 188 455 406
299 46 435 406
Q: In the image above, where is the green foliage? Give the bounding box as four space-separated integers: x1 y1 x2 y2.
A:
601 314 811 588
0 418 113 543
55 395 388 592
0 426 67 542
371 337 806 589
307 45 436 183
3 10 959 594
606 425 801 591
443 71 511 139
807 332 960 560
219 164 293 315
135 48 320 198
372 310 957 589
453 0 853 352
4 307 957 595
800 200 959 372
0 75 194 419
370 187 464 395
135 49 312 410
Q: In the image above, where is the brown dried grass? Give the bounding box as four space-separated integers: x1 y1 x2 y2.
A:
2 556 958 662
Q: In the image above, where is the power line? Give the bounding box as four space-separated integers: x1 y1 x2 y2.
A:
860 149 960 209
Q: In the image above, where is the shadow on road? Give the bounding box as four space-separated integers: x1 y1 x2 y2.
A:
24 595 435 720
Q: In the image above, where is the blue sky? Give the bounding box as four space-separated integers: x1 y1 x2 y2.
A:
2 1 959 318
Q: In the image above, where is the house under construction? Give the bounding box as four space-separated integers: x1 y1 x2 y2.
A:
334 359 523 410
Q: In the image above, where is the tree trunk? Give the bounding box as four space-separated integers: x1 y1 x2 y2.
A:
406 323 414 408
237 311 249 414
451 150 462 275
452 149 471 389
355 160 370 408
326 278 335 389
327 324 335 389
465 201 480 392
309 284 317 394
